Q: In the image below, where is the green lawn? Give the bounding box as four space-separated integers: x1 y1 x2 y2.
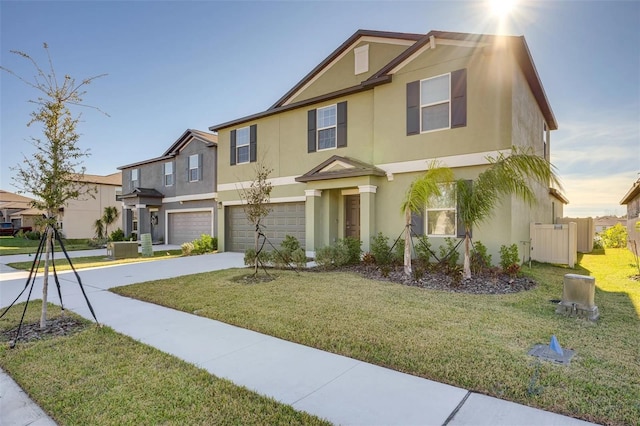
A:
6 250 183 271
0 236 93 255
0 303 328 425
113 248 640 426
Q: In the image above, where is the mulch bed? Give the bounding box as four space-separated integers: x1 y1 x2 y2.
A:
1 315 89 345
332 263 537 295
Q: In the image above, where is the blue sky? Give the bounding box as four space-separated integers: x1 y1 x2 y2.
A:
1 0 638 218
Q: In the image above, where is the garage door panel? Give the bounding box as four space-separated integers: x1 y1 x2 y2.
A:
168 211 213 245
226 202 305 252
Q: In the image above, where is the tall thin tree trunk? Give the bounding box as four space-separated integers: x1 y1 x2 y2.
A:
463 232 471 279
40 226 54 329
254 225 259 275
404 208 412 277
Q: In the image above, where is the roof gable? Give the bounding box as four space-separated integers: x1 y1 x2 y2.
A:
295 155 386 183
271 29 422 109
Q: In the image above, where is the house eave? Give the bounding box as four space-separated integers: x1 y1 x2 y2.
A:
620 179 640 205
549 188 569 204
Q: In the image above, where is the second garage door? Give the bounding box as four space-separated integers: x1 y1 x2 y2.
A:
226 202 305 252
168 211 213 245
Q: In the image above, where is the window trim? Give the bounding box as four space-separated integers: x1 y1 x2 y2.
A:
164 162 174 187
131 168 139 190
188 154 200 182
420 73 451 134
235 126 251 164
316 104 337 151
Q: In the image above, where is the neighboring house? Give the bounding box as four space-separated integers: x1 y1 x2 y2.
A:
210 29 567 259
0 190 42 230
117 129 217 244
620 177 640 249
594 215 626 234
58 172 123 239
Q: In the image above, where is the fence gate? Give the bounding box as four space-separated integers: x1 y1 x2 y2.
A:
530 222 577 267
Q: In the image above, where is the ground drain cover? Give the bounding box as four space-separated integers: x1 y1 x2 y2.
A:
528 344 575 365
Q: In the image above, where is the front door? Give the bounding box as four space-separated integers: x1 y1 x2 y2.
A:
345 195 360 240
150 211 160 242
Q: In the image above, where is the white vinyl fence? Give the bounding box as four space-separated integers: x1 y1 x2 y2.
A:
530 222 577 268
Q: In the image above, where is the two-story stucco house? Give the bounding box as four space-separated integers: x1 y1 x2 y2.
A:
210 29 566 259
118 129 217 244
620 177 640 250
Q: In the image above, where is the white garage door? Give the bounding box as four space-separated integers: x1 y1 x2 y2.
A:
168 211 213 245
226 202 305 252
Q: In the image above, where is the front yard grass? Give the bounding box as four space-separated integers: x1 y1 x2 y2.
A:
0 302 328 425
0 236 93 255
113 248 640 426
6 250 183 272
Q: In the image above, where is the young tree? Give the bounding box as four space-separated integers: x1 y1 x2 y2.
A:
93 218 105 240
239 163 273 275
102 206 120 239
400 163 453 276
456 147 562 279
2 43 107 328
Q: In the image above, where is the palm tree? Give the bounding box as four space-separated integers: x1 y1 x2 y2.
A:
102 206 119 239
456 147 562 279
400 162 454 276
93 218 105 239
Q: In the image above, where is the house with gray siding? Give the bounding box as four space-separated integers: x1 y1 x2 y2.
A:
117 129 218 244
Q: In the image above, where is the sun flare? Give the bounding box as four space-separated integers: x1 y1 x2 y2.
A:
489 0 517 17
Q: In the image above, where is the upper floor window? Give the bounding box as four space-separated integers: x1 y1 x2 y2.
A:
421 74 450 132
131 168 139 190
164 162 174 186
230 124 257 165
542 122 548 159
317 105 337 150
236 126 250 164
307 101 347 153
426 183 457 237
189 154 201 182
407 69 467 135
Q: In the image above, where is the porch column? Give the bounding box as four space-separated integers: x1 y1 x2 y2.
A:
304 189 322 257
358 185 377 252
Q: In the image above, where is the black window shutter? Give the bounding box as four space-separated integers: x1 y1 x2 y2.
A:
249 124 257 162
230 130 237 165
406 81 420 135
411 209 425 236
451 68 467 128
172 161 176 184
186 158 190 182
307 109 317 153
198 154 203 181
457 179 472 238
337 101 347 148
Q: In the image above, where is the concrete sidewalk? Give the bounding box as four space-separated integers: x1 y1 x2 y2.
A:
0 253 598 425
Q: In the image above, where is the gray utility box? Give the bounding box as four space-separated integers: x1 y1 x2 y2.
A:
107 241 139 260
556 274 599 321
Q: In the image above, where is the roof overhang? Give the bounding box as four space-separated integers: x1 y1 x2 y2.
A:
620 178 640 205
549 188 569 204
295 155 386 183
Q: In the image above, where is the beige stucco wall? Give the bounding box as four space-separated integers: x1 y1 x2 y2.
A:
61 184 121 239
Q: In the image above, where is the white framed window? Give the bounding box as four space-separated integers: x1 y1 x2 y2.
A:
131 168 139 190
236 126 250 164
426 183 456 236
189 154 200 182
164 162 174 186
132 209 138 232
317 104 337 150
542 122 548 159
420 73 451 133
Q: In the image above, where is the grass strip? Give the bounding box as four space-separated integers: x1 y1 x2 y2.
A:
0 237 93 255
113 248 640 426
0 302 328 425
6 250 183 271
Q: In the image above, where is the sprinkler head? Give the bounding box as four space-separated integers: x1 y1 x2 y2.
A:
9 340 16 349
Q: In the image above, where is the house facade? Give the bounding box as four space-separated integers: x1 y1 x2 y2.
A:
620 177 640 250
1 190 36 226
210 30 565 259
118 129 217 244
59 172 122 239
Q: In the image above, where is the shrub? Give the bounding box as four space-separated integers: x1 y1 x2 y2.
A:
392 238 405 265
281 235 300 252
88 238 108 248
362 252 376 266
499 243 520 277
291 247 307 269
192 234 216 254
315 246 334 269
244 248 272 267
593 236 603 250
370 233 392 266
600 223 627 248
337 237 361 265
415 235 432 265
271 235 303 269
332 241 351 267
181 242 194 256
438 237 460 270
25 231 41 240
470 240 492 275
109 228 125 242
